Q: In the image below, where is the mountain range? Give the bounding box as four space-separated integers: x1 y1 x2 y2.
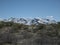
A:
0 17 57 25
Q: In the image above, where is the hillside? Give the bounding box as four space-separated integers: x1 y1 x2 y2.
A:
0 20 60 45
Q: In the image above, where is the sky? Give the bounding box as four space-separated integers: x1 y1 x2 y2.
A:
0 0 60 21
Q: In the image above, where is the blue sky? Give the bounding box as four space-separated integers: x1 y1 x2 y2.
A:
0 0 60 21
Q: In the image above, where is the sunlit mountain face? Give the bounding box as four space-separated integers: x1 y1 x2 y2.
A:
0 16 57 25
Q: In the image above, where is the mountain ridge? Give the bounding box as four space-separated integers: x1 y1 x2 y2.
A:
0 17 57 25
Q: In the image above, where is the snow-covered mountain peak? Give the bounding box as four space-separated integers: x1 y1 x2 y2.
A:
0 17 57 25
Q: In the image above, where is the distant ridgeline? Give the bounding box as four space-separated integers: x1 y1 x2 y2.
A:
0 17 57 25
